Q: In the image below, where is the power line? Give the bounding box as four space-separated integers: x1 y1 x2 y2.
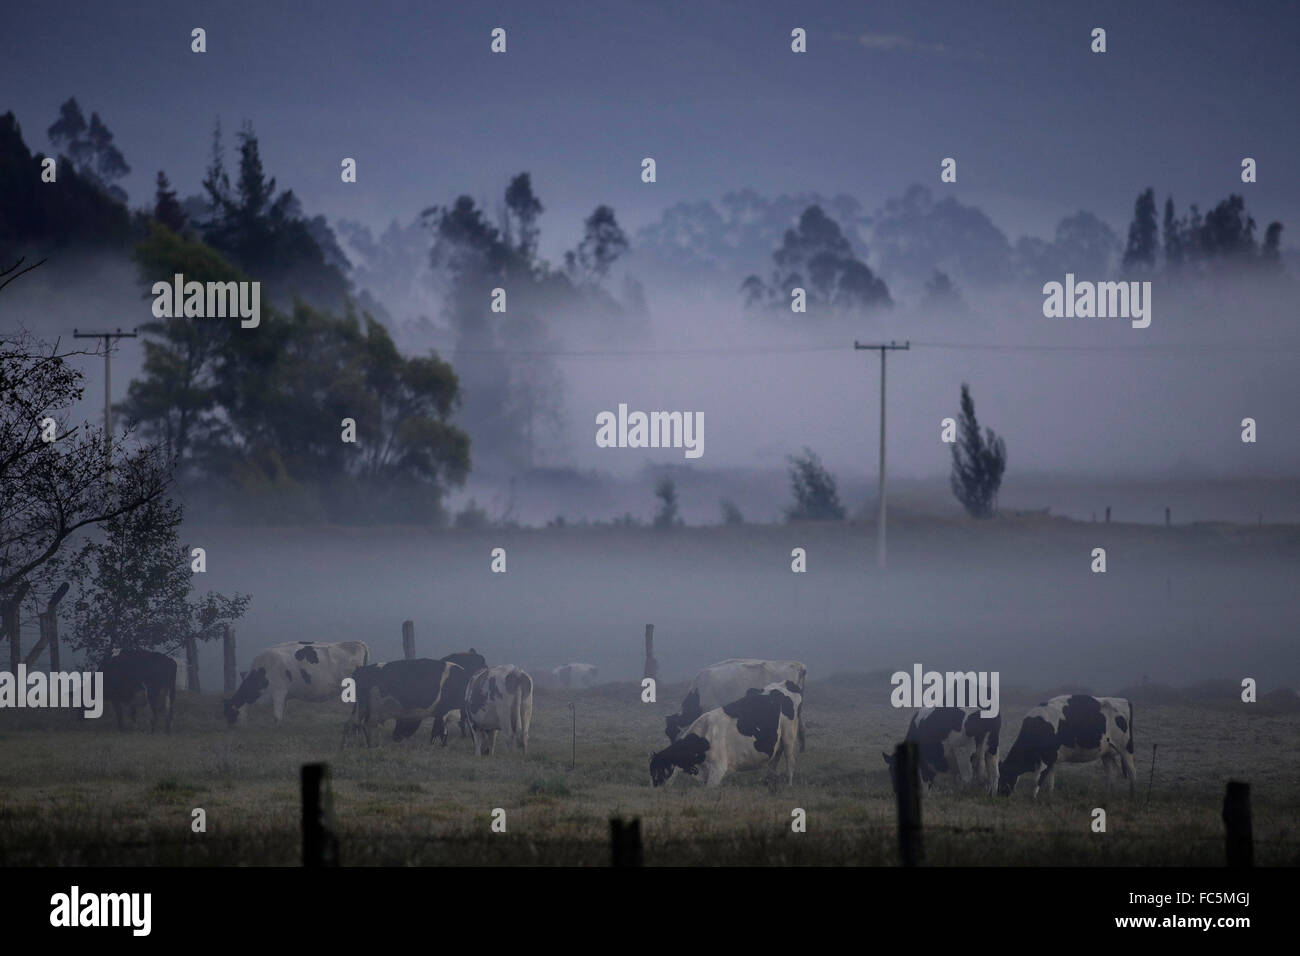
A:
445 339 1300 359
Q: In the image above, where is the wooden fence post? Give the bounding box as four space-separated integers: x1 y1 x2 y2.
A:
184 635 200 693
1223 780 1253 867
1165 506 1171 527
223 625 237 694
302 763 339 867
643 624 657 681
3 582 31 675
894 741 923 866
1105 506 1111 523
402 620 415 660
610 817 643 867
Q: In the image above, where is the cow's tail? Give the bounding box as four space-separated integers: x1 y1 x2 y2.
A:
1127 699 1134 754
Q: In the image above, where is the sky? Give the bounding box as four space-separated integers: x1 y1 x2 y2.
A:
5 0 1300 251
5 0 1299 488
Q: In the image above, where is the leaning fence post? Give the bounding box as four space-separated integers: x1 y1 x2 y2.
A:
643 624 657 681
223 625 237 694
610 817 643 867
302 763 339 867
1222 780 1253 867
3 582 31 675
402 620 415 660
894 741 923 866
28 582 69 669
184 634 200 693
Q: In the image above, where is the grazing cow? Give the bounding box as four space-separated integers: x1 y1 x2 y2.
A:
882 707 1001 796
102 649 177 733
552 663 598 688
666 659 807 751
651 680 802 788
223 640 369 726
344 658 464 747
391 649 486 744
463 665 533 757
110 648 188 693
998 695 1135 798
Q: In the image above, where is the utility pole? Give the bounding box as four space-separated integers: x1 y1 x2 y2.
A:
73 328 137 477
854 340 910 570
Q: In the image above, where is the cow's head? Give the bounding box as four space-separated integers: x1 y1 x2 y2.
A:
649 733 709 787
223 667 268 726
996 769 1018 797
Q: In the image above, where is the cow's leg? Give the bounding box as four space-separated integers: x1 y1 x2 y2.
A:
146 686 161 734
271 690 287 725
1039 763 1057 799
952 741 973 787
1101 753 1116 791
487 729 498 756
1120 748 1137 797
985 751 1000 796
1031 761 1049 800
797 703 806 753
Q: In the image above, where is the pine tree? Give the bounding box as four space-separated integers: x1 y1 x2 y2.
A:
950 384 1007 519
1121 188 1158 273
153 171 186 233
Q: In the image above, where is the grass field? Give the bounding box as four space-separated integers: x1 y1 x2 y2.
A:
1 674 1297 866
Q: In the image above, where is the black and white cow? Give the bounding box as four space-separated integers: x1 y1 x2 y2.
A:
391 649 486 744
344 658 464 747
882 707 1001 796
463 665 533 757
223 640 369 726
552 663 598 688
650 680 802 788
998 695 1135 798
102 649 177 733
666 659 807 751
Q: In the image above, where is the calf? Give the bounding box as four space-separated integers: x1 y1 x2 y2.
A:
464 665 533 756
998 695 1135 798
344 658 464 747
102 649 176 733
666 659 807 751
882 707 1000 796
224 640 369 726
650 680 802 788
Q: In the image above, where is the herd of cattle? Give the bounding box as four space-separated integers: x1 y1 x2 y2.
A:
99 644 1137 797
